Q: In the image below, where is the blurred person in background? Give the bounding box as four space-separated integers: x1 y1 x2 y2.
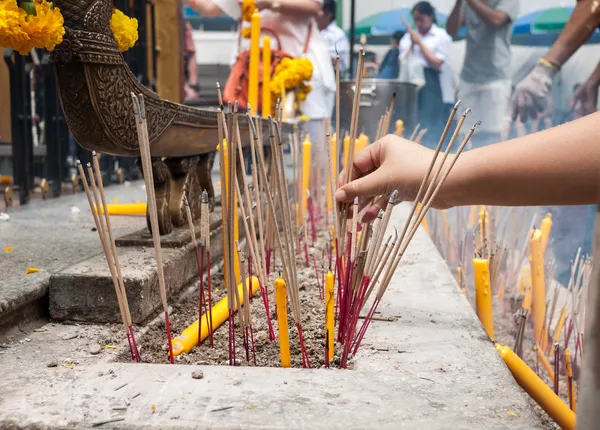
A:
447 0 519 148
510 0 600 288
184 21 201 102
377 31 403 79
512 0 600 122
400 1 452 147
185 0 335 158
317 0 349 76
571 62 600 117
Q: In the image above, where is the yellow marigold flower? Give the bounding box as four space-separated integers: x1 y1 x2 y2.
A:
0 0 31 55
241 0 255 22
110 9 138 52
19 0 65 53
241 26 251 39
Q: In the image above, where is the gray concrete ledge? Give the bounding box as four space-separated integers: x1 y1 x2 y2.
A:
0 182 147 326
49 213 228 324
0 204 542 429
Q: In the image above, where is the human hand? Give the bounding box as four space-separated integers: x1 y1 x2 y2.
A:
401 17 420 44
335 135 450 222
571 78 599 116
512 60 558 122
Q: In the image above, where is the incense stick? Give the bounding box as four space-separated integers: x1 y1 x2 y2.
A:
77 161 138 361
131 93 174 364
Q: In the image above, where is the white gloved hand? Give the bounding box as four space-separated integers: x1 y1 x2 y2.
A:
511 60 558 122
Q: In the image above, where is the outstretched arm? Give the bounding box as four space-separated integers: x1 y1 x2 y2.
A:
544 0 600 69
446 0 464 36
255 0 321 17
185 0 225 17
335 111 600 221
512 0 600 122
465 0 510 29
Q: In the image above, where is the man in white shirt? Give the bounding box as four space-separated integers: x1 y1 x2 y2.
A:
316 0 349 76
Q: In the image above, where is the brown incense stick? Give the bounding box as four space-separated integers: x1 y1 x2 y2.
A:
216 82 224 107
90 154 139 361
200 190 214 346
409 123 421 141
415 128 428 144
382 93 396 137
378 121 481 299
326 133 338 239
77 161 137 361
131 93 174 363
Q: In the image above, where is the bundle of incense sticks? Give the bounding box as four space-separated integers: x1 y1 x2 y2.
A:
330 80 481 366
77 157 139 362
131 93 174 363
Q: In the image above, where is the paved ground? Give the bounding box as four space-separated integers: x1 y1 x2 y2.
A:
0 205 543 429
0 181 147 323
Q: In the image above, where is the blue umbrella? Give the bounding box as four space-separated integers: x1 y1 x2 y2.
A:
184 5 200 18
512 7 600 46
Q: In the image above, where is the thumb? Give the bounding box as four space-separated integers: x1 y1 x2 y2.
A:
335 169 391 204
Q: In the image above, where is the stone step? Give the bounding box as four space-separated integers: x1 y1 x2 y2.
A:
49 212 232 324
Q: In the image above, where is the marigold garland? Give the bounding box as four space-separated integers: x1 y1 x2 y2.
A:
0 0 64 55
270 57 313 101
240 0 255 39
0 1 138 55
110 9 138 52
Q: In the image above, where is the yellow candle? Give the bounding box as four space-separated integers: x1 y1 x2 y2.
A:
171 276 259 356
473 258 494 338
262 36 272 118
343 136 349 168
552 306 567 346
540 213 552 254
395 120 404 136
497 344 575 430
456 266 462 288
421 216 429 235
248 12 260 115
94 203 146 215
218 141 240 284
564 348 576 412
530 229 546 350
327 133 338 213
302 135 312 220
325 270 335 360
518 265 531 294
331 133 338 182
275 277 290 368
536 344 555 380
356 133 369 153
